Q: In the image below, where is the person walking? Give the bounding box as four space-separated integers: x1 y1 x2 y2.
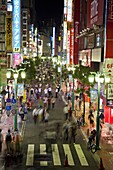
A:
51 96 56 109
5 129 12 153
63 104 69 120
88 110 94 130
44 109 49 123
32 108 38 124
68 107 72 121
47 97 51 110
0 129 3 152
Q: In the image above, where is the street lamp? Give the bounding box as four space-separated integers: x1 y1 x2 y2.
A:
6 68 26 131
88 72 110 149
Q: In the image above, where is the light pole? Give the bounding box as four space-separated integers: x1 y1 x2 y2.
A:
6 68 26 131
67 66 76 111
88 72 110 149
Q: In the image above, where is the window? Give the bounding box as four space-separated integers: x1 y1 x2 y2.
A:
23 25 27 29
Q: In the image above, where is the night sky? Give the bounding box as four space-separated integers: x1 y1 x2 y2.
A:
35 0 64 27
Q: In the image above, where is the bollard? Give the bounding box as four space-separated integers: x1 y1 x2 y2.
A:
99 157 105 170
64 154 69 167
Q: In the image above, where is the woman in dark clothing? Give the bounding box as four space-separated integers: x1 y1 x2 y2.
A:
88 111 94 130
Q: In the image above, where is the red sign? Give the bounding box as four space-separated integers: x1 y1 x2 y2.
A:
87 0 104 28
73 0 80 65
105 0 113 58
70 28 74 65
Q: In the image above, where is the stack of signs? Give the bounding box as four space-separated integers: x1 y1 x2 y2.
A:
11 98 17 115
6 98 11 115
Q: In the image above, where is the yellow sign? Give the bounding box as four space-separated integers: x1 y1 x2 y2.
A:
6 16 12 52
23 90 27 102
13 48 20 52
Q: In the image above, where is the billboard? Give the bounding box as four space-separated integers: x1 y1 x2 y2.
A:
67 0 72 22
87 0 104 28
6 16 12 52
13 0 21 53
13 53 22 67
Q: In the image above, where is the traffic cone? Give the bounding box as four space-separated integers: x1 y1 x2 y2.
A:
64 154 69 167
99 157 105 170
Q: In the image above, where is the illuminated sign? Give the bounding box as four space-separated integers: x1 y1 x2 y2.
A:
67 0 72 22
13 0 20 52
70 28 74 65
64 0 68 14
63 21 67 50
52 27 55 56
13 53 22 67
67 30 70 64
6 16 12 51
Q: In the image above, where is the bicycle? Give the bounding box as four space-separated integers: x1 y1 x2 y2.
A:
87 140 97 153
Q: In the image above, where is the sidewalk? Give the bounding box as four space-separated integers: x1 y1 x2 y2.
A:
61 83 113 170
0 112 23 156
73 102 113 170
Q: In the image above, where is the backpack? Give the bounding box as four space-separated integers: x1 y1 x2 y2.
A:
6 133 12 142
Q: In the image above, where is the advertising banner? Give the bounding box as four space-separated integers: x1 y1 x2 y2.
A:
106 83 113 107
90 89 98 103
13 53 22 67
17 84 24 96
13 0 20 53
104 58 113 83
6 16 12 52
23 90 27 102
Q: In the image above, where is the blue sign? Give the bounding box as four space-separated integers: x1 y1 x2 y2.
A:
6 105 11 111
13 0 20 52
7 98 11 103
12 98 16 104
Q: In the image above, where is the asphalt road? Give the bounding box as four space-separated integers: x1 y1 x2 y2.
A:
2 95 99 170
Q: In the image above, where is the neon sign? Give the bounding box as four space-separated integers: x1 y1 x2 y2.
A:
13 0 20 52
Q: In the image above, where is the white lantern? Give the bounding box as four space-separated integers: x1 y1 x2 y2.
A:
21 71 26 79
13 72 18 79
6 71 11 79
88 75 94 83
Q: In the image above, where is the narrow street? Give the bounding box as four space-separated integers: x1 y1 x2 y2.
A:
8 93 99 170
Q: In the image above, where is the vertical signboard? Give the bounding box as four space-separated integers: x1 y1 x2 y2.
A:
105 0 113 58
67 0 72 22
6 16 12 52
74 0 80 65
17 84 24 96
70 28 74 65
87 0 104 28
106 83 113 106
67 30 70 64
13 0 20 53
52 27 55 57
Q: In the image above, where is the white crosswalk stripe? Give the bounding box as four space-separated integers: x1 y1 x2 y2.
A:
63 144 75 165
74 144 89 166
52 144 61 166
26 143 89 167
26 144 34 166
40 144 48 166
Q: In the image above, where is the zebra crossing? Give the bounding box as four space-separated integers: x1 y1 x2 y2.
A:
26 143 89 167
